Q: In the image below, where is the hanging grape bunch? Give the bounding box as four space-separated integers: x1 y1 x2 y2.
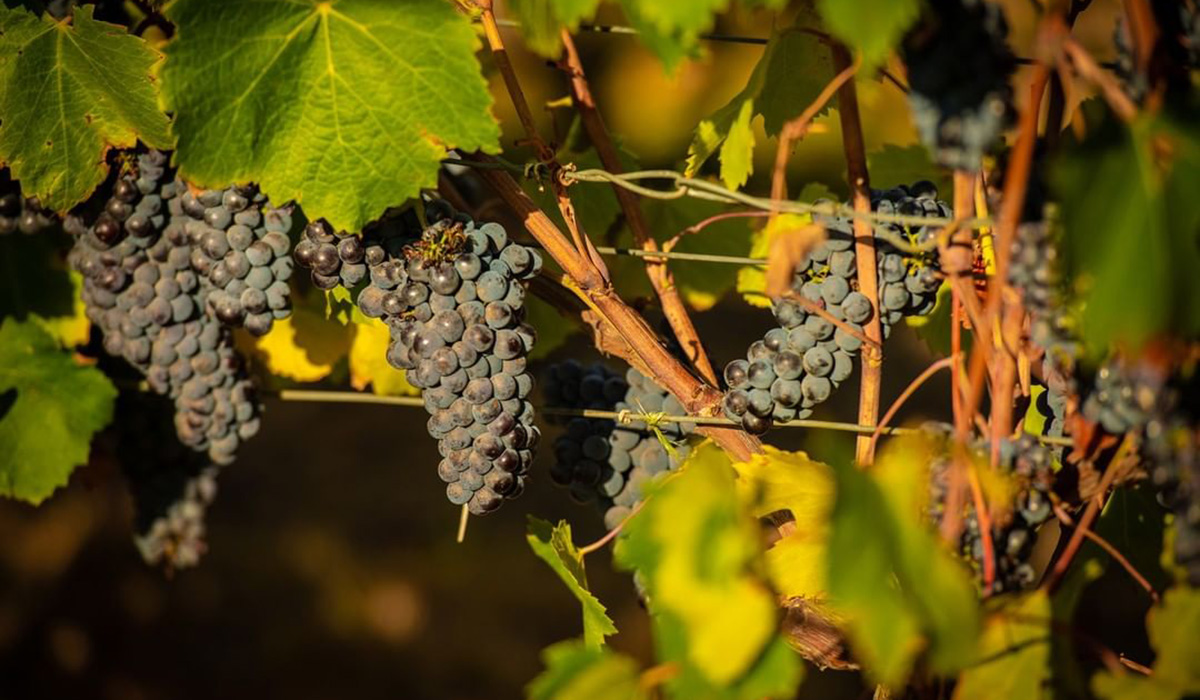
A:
69 150 274 467
110 393 220 570
0 172 59 235
902 0 1016 170
925 427 1056 594
174 184 296 336
723 184 948 434
322 205 543 515
543 361 695 530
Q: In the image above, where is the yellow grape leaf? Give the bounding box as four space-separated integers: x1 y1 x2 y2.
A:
34 270 90 348
955 592 1052 700
250 307 352 382
733 446 834 600
349 318 419 397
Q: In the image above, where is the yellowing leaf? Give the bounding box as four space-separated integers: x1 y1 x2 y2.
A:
955 592 1051 700
614 441 792 690
733 447 834 600
349 318 418 397
33 270 90 348
719 99 756 191
737 185 831 309
250 307 352 383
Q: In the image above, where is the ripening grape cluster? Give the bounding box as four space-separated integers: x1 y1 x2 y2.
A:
903 0 1015 171
543 360 694 530
1146 405 1200 586
293 219 369 290
174 184 295 336
722 184 948 434
0 172 59 235
926 428 1056 595
111 394 219 569
66 150 290 566
329 206 543 515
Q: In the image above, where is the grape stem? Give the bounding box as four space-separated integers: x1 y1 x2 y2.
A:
1045 435 1138 592
831 43 883 467
558 29 718 386
770 55 860 207
475 0 610 280
1050 501 1159 603
868 356 957 456
578 501 645 557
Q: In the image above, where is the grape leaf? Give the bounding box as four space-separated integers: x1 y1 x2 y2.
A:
527 640 647 700
686 27 831 180
827 434 981 687
0 231 84 344
0 318 116 504
0 4 171 211
508 0 603 58
719 99 756 190
526 517 617 649
161 0 500 232
614 442 802 697
732 446 834 599
244 306 353 383
816 0 920 70
736 183 831 308
1051 110 1200 354
348 317 419 397
906 282 965 357
866 143 952 199
954 592 1052 700
1093 587 1200 700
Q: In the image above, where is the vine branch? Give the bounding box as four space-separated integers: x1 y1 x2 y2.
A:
558 30 718 385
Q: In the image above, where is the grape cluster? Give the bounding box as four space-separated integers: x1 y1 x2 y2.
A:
175 184 295 336
926 428 1056 594
1146 411 1200 585
1008 221 1080 365
902 0 1016 171
723 184 948 434
352 207 543 515
111 393 219 570
293 219 369 289
0 173 59 235
544 361 695 530
69 150 270 466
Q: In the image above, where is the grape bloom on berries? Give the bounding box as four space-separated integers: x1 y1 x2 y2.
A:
722 183 948 434
339 203 542 515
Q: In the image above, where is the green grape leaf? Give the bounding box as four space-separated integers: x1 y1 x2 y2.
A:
0 230 78 333
0 318 117 504
1051 110 1200 354
527 640 647 700
955 592 1052 700
1093 587 1200 700
161 0 500 233
866 143 952 199
686 26 830 180
827 434 981 687
508 0 603 57
732 446 834 600
0 4 172 211
614 442 803 698
816 0 920 70
527 517 617 649
757 27 834 136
